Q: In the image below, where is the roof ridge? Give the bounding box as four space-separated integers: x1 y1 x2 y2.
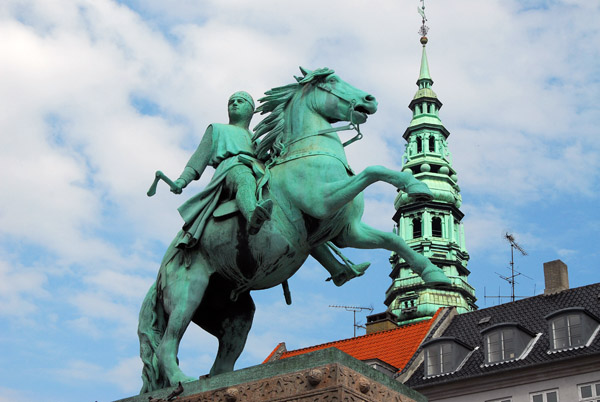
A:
472 282 600 314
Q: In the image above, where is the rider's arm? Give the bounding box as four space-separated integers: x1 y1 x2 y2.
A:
172 126 213 194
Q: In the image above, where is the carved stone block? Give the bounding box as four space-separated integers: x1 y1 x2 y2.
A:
115 348 426 402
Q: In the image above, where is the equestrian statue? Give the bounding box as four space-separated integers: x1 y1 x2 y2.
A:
138 67 451 393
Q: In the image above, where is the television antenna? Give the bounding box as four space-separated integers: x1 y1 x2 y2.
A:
502 232 529 302
329 305 374 337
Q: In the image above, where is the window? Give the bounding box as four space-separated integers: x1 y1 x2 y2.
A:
412 217 422 239
551 313 583 349
579 381 600 401
426 342 452 376
546 308 600 351
429 136 435 152
482 323 536 364
487 398 511 402
531 390 558 402
487 328 515 362
432 217 442 237
423 338 473 377
417 137 423 153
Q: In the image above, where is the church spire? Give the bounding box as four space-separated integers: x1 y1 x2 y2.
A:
380 2 477 327
418 43 433 87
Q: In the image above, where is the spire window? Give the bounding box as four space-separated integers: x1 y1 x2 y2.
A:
412 217 422 239
432 217 442 237
417 137 423 153
429 136 435 152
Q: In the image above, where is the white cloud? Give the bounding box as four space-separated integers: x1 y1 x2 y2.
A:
0 259 49 319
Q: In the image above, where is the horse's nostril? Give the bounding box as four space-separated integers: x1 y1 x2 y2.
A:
365 94 376 102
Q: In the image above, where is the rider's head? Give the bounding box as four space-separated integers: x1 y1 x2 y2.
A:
228 91 255 128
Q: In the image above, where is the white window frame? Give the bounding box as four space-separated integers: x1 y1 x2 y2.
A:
578 380 600 401
486 328 516 363
530 389 559 402
486 398 512 402
425 342 452 376
551 313 583 350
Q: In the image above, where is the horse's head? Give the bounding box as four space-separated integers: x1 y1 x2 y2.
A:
297 67 378 125
254 67 378 160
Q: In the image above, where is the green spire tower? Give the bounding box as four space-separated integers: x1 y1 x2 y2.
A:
384 10 477 325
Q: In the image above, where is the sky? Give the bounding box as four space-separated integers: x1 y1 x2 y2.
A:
0 0 599 401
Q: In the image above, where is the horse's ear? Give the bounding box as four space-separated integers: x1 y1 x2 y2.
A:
299 66 311 76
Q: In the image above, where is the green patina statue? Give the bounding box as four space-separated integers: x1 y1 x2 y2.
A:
138 67 451 393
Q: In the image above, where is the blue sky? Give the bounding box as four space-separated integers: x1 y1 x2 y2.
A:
0 1 599 401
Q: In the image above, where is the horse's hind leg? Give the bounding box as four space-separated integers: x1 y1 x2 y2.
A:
336 221 451 285
157 253 211 386
194 277 255 376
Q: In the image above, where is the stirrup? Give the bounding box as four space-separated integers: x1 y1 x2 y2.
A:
248 199 273 235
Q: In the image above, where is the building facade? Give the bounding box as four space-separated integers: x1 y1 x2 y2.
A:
399 265 600 402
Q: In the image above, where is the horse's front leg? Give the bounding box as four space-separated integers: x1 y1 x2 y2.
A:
314 165 431 219
157 253 210 386
335 220 451 286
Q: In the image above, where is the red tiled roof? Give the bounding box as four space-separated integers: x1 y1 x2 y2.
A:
265 310 440 371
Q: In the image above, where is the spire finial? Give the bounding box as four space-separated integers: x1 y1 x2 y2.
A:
418 0 429 45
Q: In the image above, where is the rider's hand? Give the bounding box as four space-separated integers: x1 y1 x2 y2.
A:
171 179 185 194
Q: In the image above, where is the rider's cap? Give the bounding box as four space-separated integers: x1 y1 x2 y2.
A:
229 91 255 111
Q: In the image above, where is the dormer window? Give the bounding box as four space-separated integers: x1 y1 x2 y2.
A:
422 338 474 377
481 323 536 364
545 307 600 352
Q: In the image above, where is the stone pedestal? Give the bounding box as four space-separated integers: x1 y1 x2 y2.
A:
116 348 426 402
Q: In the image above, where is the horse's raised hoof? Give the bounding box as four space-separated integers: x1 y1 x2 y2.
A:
328 262 371 286
421 264 451 286
248 199 273 235
405 181 433 201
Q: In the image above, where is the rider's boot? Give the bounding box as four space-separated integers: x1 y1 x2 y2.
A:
328 262 371 287
248 199 273 235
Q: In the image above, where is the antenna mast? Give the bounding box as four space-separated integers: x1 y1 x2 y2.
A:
504 233 528 301
329 305 374 337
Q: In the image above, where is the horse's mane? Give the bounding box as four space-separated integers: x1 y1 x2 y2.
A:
253 67 334 161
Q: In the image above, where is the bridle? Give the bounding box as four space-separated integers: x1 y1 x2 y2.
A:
314 82 364 147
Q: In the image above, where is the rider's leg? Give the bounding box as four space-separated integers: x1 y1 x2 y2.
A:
310 243 370 287
336 220 451 285
157 253 210 386
308 166 431 219
227 166 272 235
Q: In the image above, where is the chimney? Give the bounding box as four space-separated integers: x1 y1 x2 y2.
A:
543 259 569 294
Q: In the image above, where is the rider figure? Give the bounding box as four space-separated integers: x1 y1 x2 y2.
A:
171 91 368 285
172 91 273 243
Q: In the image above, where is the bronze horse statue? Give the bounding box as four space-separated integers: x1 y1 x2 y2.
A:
138 67 450 393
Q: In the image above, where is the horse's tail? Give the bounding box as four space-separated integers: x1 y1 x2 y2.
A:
138 280 167 394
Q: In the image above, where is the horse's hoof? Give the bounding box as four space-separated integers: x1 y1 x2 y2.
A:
248 199 273 235
421 265 451 286
405 182 433 201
